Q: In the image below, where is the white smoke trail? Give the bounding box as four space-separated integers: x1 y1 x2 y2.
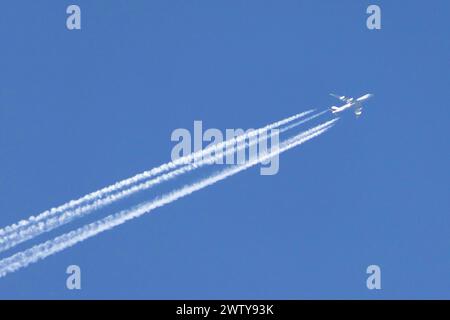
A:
0 118 338 279
0 110 314 241
0 110 327 252
281 109 328 131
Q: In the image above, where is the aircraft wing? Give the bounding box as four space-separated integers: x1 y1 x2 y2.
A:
330 93 353 103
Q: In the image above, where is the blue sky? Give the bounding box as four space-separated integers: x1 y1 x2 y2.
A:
0 1 449 299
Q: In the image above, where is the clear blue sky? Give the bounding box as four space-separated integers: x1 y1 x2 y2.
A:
0 1 449 299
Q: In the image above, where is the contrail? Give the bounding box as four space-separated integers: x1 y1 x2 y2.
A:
282 109 328 131
0 110 328 253
0 110 322 252
0 118 337 278
0 110 314 241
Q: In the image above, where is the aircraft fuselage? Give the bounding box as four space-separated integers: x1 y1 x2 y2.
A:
330 93 373 115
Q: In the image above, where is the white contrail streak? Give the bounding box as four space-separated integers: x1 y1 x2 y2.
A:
0 110 327 253
0 110 314 241
0 118 337 278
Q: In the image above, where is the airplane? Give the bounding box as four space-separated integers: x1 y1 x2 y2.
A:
329 93 374 117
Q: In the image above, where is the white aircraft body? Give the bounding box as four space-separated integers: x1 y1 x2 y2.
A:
330 93 374 117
